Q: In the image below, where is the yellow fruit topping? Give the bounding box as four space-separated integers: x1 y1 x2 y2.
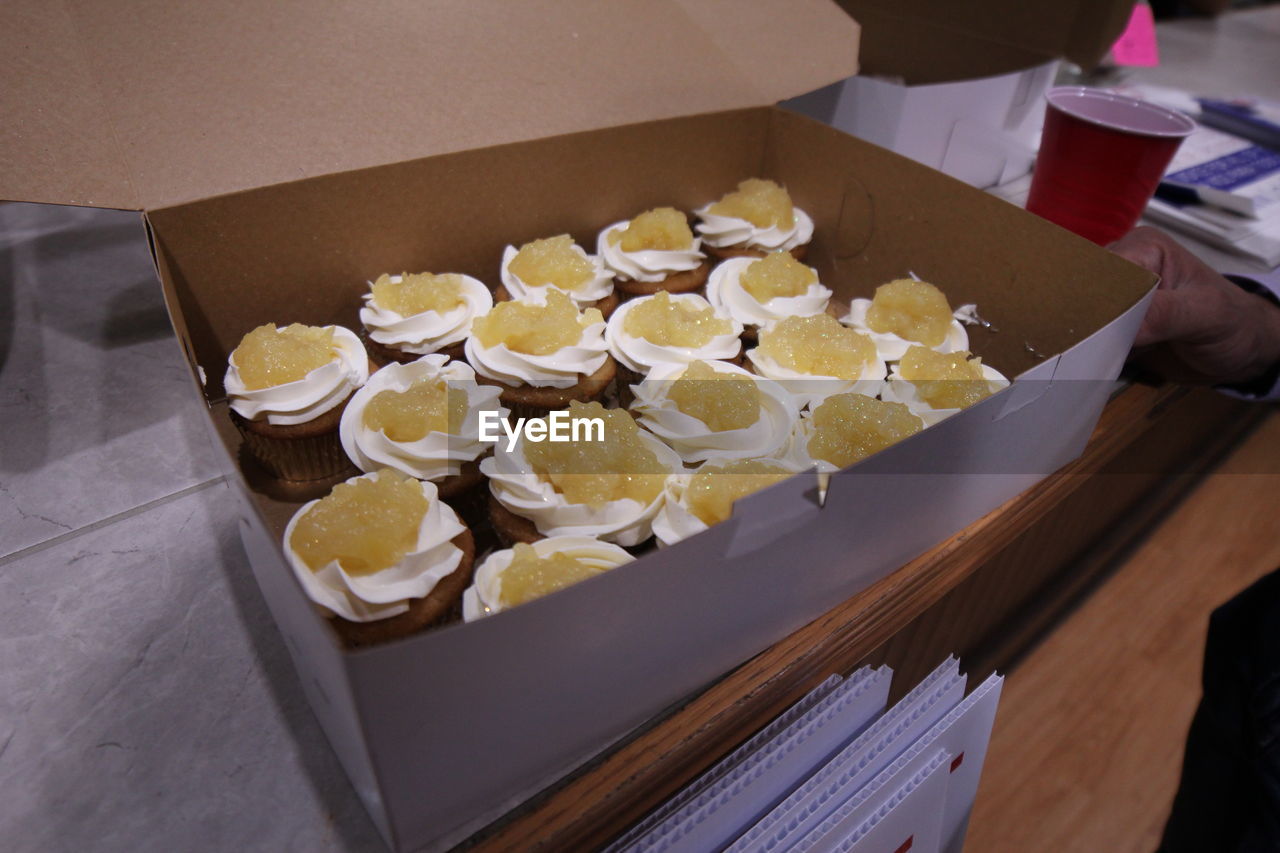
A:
498 543 604 608
233 323 337 390
472 289 601 355
291 470 430 577
363 377 469 442
609 207 695 252
667 360 760 432
864 279 953 348
508 235 594 292
806 394 922 468
524 402 668 507
898 346 994 409
371 272 465 317
685 458 792 526
622 291 733 348
757 314 876 378
739 251 817 303
707 178 796 230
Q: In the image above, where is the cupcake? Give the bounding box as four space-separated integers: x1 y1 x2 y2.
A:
339 355 506 504
747 313 886 409
462 536 634 620
706 251 832 339
841 278 970 362
880 345 1009 426
781 392 924 474
653 457 801 547
465 289 615 418
283 468 475 647
605 290 743 394
597 207 710 297
694 178 814 260
631 359 798 465
360 271 492 364
497 234 619 319
225 323 370 481
481 401 684 547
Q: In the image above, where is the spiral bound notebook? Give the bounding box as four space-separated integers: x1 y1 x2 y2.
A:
813 749 951 853
728 657 965 853
605 671 851 853
791 672 1004 853
611 665 892 853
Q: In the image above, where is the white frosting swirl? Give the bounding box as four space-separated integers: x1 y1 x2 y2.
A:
880 362 1010 426
339 355 507 482
499 243 614 306
225 325 368 426
631 360 799 465
745 344 886 410
360 274 492 356
651 475 707 548
480 427 685 546
694 205 814 252
462 535 634 621
652 458 805 547
706 256 832 330
604 293 743 374
283 471 467 623
840 299 971 362
464 313 608 389
596 221 705 283
776 417 822 473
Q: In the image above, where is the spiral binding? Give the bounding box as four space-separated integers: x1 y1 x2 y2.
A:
631 666 891 853
603 673 845 852
730 657 960 853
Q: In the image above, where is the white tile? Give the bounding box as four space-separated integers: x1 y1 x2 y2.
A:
0 203 222 556
0 481 381 851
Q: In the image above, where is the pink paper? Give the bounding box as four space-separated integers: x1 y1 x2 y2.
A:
1111 3 1160 67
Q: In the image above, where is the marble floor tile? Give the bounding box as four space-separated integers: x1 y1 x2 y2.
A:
0 203 222 556
0 480 381 852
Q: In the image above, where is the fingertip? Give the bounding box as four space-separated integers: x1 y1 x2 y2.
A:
1133 289 1172 347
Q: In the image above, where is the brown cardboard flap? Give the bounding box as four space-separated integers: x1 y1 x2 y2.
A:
838 0 1134 83
0 2 140 209
0 0 858 211
674 0 861 103
848 6 1054 85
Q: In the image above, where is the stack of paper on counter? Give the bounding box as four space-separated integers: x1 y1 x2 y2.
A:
610 659 1003 853
607 667 892 853
729 658 966 853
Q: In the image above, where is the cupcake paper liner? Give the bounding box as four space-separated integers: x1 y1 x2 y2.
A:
234 419 355 482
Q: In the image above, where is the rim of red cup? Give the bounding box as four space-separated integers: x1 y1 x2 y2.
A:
1046 86 1197 139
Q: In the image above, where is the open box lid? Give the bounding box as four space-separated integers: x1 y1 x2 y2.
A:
0 0 859 211
834 0 1133 84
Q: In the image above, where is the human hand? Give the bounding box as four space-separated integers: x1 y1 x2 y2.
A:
1109 226 1280 385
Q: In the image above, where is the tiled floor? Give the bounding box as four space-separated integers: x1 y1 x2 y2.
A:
0 203 381 851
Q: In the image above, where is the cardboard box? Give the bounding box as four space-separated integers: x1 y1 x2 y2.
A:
784 0 1136 187
3 2 1154 850
184 118 1150 849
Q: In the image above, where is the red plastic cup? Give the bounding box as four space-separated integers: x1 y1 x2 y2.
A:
1026 87 1195 245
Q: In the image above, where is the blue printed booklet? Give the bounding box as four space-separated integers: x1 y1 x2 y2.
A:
1162 123 1280 219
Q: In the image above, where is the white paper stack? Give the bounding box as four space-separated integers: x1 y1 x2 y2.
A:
728 657 965 853
608 667 892 853
610 659 1003 853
